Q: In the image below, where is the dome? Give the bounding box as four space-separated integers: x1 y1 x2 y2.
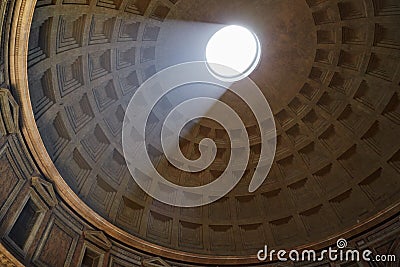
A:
0 0 399 266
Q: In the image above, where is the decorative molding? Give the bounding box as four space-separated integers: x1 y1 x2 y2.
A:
31 176 58 207
0 243 24 267
143 257 171 267
83 230 112 250
3 188 48 258
77 241 105 267
0 89 19 136
32 215 79 267
0 0 6 51
0 140 27 222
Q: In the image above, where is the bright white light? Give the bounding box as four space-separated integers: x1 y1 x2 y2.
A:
206 25 261 81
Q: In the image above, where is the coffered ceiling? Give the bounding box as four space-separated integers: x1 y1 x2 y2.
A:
27 0 400 258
